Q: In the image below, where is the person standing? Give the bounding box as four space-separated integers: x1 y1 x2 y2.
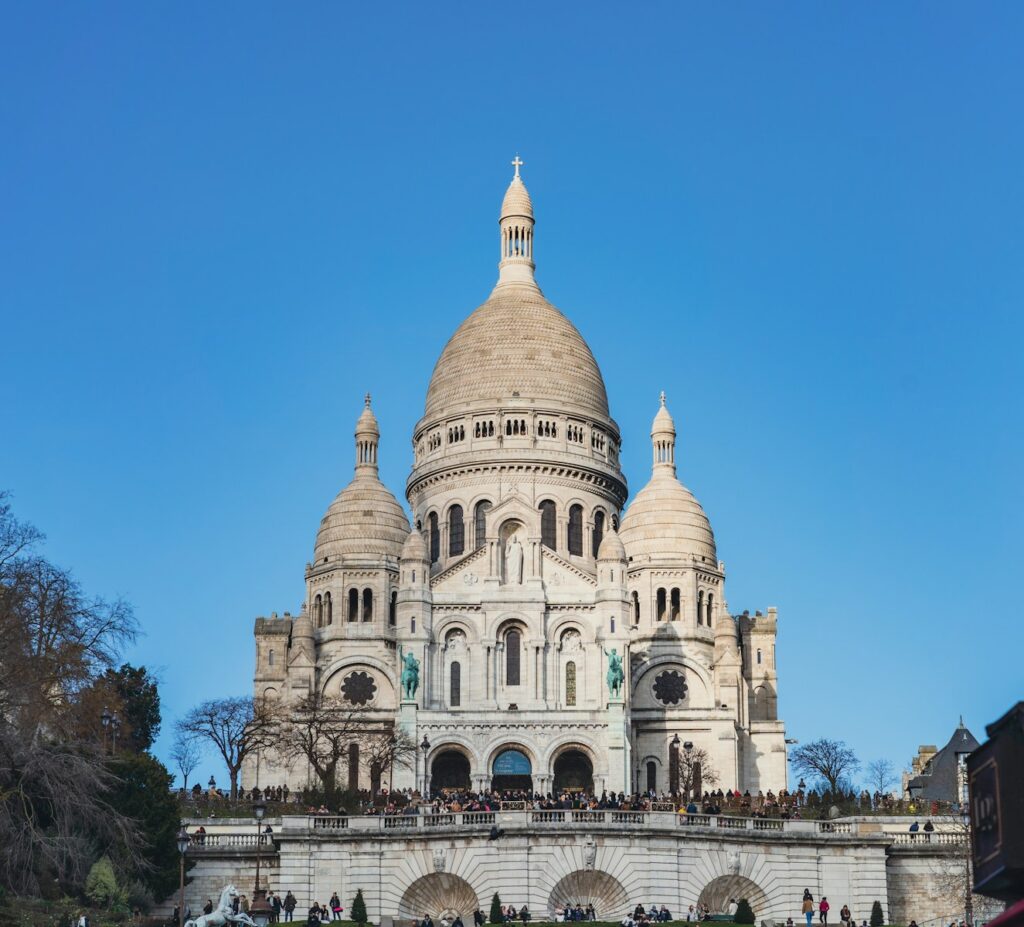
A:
802 891 814 927
284 892 297 923
819 898 830 925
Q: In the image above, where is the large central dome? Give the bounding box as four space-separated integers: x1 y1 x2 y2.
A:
424 285 610 421
422 163 611 424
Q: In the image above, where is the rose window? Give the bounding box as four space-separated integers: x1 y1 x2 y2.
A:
341 671 377 706
653 670 687 705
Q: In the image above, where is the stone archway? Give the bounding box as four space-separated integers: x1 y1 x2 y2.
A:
547 870 628 919
399 873 480 920
553 749 594 792
697 875 769 919
431 749 471 792
491 747 532 793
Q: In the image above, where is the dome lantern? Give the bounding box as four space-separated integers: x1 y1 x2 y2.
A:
497 155 537 287
651 390 676 475
355 393 380 476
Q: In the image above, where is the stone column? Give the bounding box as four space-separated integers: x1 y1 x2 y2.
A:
394 700 417 791
605 697 628 793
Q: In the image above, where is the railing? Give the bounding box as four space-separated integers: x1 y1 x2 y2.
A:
890 831 967 846
185 811 961 845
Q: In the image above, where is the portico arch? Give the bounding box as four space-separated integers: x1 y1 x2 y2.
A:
697 875 769 918
490 746 533 792
547 870 628 919
431 749 471 792
399 873 480 920
550 742 596 793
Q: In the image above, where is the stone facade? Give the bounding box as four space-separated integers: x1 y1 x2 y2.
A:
243 163 786 797
171 814 998 926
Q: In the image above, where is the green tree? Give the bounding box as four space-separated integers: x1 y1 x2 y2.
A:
105 664 161 752
351 889 367 924
870 900 884 927
106 752 189 901
734 898 755 925
489 893 503 924
85 857 124 909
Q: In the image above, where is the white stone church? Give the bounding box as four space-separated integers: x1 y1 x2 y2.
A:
244 162 787 798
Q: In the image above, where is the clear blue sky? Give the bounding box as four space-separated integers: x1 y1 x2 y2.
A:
2 4 1022 788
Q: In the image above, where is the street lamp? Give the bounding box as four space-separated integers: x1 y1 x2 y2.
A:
249 801 273 927
100 708 121 754
669 735 681 796
420 736 431 796
176 826 190 927
682 741 694 800
208 775 217 793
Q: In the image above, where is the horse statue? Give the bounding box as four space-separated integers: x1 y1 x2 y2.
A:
604 647 624 698
398 644 420 700
185 885 256 927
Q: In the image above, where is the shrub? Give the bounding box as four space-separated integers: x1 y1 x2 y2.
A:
870 900 884 927
490 893 504 924
734 898 755 925
351 889 367 924
85 857 124 909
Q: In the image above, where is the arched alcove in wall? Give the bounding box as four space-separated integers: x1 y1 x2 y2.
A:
398 873 480 920
697 875 769 918
547 870 628 919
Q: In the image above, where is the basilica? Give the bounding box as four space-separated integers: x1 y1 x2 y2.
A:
244 162 787 798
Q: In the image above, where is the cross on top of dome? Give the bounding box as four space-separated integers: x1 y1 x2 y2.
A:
511 154 523 177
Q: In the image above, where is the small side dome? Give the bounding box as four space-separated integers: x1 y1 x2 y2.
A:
313 397 411 563
292 610 314 639
597 526 626 562
401 527 428 561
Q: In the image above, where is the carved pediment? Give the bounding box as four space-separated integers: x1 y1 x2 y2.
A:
430 545 489 593
541 547 597 589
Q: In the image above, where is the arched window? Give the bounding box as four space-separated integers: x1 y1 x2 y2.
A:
428 512 439 563
474 500 491 549
314 594 323 628
656 588 667 622
325 591 333 625
506 629 521 686
592 510 605 557
348 589 358 622
568 505 583 557
268 649 275 667
646 761 657 793
389 591 397 627
362 588 373 622
450 661 461 707
707 592 714 625
448 505 465 557
670 588 680 621
697 590 705 626
632 591 641 624
347 742 359 791
565 661 577 707
540 500 557 550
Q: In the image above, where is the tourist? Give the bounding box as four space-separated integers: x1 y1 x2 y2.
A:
284 892 297 922
909 821 920 840
802 891 814 927
839 905 851 926
271 893 282 922
819 897 830 925
474 910 486 927
203 900 215 915
923 820 935 842
306 905 320 927
330 893 343 921
520 906 531 923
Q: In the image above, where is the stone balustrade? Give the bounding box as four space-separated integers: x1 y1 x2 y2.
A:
183 810 918 848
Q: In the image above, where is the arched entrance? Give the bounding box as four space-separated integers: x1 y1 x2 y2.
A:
553 748 594 792
431 750 471 792
399 873 479 920
697 875 769 919
547 870 628 919
491 748 532 792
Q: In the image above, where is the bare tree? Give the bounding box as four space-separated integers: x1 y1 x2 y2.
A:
363 728 419 792
0 495 142 894
790 738 859 793
272 692 393 804
672 744 719 798
177 696 275 799
170 729 202 790
865 758 897 796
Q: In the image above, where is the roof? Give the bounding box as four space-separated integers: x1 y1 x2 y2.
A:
906 719 980 801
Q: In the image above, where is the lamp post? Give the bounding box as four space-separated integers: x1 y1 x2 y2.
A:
176 826 190 927
249 800 274 927
420 735 431 796
669 734 680 796
100 709 121 754
388 734 397 793
960 806 974 926
683 741 694 800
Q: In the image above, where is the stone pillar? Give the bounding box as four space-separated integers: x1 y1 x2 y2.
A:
606 697 628 793
394 700 417 791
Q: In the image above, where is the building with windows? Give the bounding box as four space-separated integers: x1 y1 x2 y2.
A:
245 162 787 796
